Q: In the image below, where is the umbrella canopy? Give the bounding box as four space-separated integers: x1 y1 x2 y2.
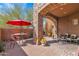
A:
7 19 31 26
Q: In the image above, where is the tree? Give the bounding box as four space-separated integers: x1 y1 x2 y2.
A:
0 3 33 29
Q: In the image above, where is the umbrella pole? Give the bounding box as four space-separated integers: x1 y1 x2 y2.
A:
20 26 24 45
18 26 24 45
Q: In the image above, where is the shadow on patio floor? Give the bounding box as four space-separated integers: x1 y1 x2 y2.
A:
21 38 60 47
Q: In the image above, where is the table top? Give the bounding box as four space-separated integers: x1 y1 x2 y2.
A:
11 33 27 36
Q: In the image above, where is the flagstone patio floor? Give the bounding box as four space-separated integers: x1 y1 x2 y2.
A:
17 37 79 56
1 37 79 56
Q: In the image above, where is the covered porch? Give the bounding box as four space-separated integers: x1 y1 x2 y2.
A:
33 3 79 44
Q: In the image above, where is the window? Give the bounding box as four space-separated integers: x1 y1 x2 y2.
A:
73 19 78 25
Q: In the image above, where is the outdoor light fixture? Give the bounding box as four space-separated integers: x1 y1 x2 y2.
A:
60 8 63 10
63 12 67 14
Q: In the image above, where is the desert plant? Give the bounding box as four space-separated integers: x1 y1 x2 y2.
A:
29 31 33 38
0 41 5 52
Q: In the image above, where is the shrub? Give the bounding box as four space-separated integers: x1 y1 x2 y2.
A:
29 31 33 38
0 41 5 52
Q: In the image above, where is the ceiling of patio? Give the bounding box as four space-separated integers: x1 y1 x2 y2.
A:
40 3 79 17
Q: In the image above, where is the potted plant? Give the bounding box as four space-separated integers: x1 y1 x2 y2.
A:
40 37 47 46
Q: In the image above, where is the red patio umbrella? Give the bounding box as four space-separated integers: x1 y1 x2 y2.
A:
7 19 31 26
6 19 32 43
6 19 32 35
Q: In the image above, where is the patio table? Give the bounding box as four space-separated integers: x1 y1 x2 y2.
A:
12 33 27 36
11 33 27 44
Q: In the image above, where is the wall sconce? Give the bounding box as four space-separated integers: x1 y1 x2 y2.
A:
73 19 78 25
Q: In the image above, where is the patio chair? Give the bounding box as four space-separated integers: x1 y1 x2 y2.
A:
59 33 71 44
70 34 78 43
65 34 71 42
10 35 18 48
1 39 15 50
76 37 79 44
59 34 64 39
59 33 68 40
11 33 27 46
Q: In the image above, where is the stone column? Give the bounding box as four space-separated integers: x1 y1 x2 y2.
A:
38 14 43 40
33 3 43 45
33 3 39 40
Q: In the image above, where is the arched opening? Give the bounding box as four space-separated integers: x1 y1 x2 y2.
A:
43 16 57 39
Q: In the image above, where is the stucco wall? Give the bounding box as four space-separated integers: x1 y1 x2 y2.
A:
1 29 33 41
0 29 1 40
45 16 57 38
